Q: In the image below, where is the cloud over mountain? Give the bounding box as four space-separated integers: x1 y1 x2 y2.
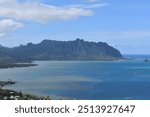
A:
0 0 106 37
0 19 23 37
0 0 99 23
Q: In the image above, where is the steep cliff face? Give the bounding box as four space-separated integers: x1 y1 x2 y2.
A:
0 46 13 61
9 39 122 60
0 39 123 61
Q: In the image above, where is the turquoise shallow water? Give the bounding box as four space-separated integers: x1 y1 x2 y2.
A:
1 57 150 99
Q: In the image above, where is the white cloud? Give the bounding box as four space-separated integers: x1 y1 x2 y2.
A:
0 0 106 23
0 0 14 3
0 19 23 37
0 33 5 37
68 3 108 9
94 31 150 40
83 0 99 3
0 0 107 37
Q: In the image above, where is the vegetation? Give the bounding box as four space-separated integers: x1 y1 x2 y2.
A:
0 39 122 61
0 80 16 87
0 80 51 100
0 39 123 99
0 62 37 69
0 88 51 100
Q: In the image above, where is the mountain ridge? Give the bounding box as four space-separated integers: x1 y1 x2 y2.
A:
0 39 123 61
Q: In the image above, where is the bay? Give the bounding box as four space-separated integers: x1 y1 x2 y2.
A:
1 55 150 99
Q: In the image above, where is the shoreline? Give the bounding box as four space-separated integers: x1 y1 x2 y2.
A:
0 80 68 100
0 80 52 100
0 58 124 69
0 62 37 69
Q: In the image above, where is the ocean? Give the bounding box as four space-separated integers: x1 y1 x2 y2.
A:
2 55 150 100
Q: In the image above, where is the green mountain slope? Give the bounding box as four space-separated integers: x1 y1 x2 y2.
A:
0 39 123 61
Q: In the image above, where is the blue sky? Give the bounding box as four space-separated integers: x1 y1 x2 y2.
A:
0 0 150 54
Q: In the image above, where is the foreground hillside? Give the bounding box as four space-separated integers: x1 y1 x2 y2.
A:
0 39 122 61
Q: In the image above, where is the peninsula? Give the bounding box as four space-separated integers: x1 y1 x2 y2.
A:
0 39 123 62
0 39 123 100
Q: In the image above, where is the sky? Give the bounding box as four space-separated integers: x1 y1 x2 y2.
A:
0 0 150 54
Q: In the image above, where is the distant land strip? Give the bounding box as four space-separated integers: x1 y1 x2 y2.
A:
0 39 123 62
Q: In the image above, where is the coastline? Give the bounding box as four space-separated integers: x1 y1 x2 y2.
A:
0 81 52 100
0 62 37 69
0 80 69 100
0 57 150 100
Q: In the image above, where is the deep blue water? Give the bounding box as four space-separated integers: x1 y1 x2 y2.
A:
2 55 150 100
